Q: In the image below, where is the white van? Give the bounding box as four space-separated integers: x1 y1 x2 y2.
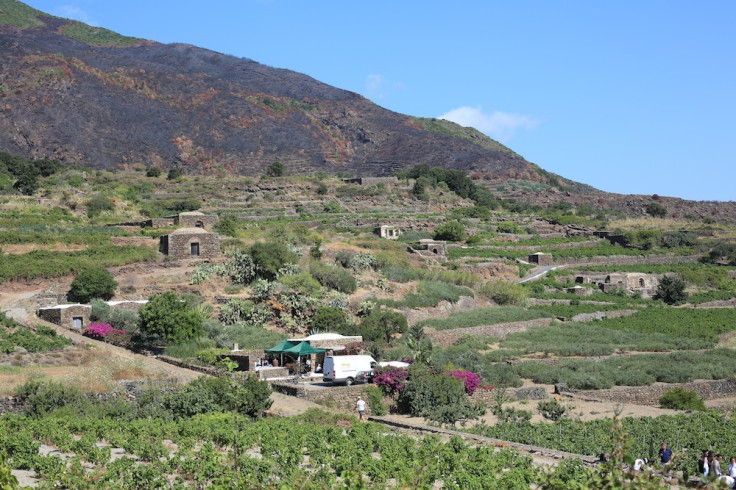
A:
323 355 377 385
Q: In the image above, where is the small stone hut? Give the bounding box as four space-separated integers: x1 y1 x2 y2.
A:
160 228 220 259
37 304 91 330
528 252 553 265
417 239 447 256
176 211 218 231
602 273 658 296
375 225 401 240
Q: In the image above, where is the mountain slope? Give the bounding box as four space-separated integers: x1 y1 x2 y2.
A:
0 0 567 184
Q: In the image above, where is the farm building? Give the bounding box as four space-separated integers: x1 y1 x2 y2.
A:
159 228 220 259
375 225 401 240
37 304 91 330
528 252 553 265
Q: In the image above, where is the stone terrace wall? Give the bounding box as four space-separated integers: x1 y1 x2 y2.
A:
424 318 554 348
576 380 736 406
554 254 701 266
270 381 377 415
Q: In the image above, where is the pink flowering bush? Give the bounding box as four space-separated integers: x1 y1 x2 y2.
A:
82 322 128 344
373 366 410 395
446 370 482 395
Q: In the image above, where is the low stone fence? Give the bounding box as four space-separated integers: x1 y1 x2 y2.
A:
424 318 554 347
157 355 223 376
573 379 736 406
553 254 701 267
270 381 375 415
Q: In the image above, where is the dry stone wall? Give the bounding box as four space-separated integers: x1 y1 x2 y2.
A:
424 318 554 347
574 380 736 406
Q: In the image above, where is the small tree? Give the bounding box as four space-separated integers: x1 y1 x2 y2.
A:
138 291 203 343
250 242 298 281
266 161 285 177
538 399 566 421
659 388 706 411
87 194 115 218
360 309 407 344
646 202 667 218
69 268 118 303
167 168 182 180
145 167 161 177
655 275 687 305
312 307 350 334
433 220 466 242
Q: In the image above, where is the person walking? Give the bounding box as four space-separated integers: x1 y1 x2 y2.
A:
356 396 367 422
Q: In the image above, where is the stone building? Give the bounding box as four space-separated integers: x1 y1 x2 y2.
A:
37 304 91 330
143 211 218 231
574 272 659 297
160 228 220 259
417 239 447 256
374 225 401 240
176 211 218 231
528 252 553 266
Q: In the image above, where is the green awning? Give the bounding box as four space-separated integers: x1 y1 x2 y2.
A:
282 341 325 356
265 340 295 353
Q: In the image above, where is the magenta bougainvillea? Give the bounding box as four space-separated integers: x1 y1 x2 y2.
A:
446 370 482 395
82 322 127 344
373 366 410 395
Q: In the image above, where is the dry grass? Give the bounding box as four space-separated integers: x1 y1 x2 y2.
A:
0 347 165 394
608 216 736 233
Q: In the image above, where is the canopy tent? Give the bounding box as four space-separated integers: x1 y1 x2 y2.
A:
283 342 326 375
265 340 296 367
283 341 325 356
265 340 295 353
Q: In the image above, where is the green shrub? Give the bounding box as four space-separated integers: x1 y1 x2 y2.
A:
163 375 272 419
69 267 118 303
363 385 387 416
250 242 298 281
266 161 284 177
433 221 466 242
138 291 203 343
278 272 322 297
480 280 528 306
17 379 84 417
87 194 115 218
646 202 667 218
145 167 161 177
659 388 706 411
359 309 407 344
538 399 566 421
166 168 182 180
312 307 350 333
655 275 687 305
397 365 480 424
310 262 356 293
497 221 522 234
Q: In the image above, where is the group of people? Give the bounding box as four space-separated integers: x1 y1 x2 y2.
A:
698 450 736 487
632 443 736 487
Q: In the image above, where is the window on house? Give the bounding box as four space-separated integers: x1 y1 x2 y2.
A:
195 221 204 228
639 278 645 287
72 317 83 329
191 242 200 256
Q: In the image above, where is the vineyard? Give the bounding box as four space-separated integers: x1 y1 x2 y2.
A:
1 403 542 488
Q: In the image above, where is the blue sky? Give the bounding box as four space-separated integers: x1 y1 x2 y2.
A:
24 1 736 202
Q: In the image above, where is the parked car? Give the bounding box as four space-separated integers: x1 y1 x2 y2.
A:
355 370 376 384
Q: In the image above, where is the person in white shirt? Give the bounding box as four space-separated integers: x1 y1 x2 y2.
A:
728 456 736 478
356 397 367 421
633 458 649 471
